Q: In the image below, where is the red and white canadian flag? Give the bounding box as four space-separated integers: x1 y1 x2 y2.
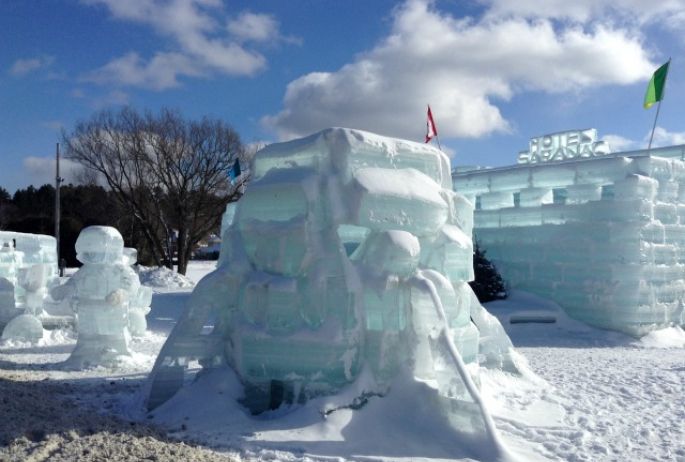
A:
426 105 438 143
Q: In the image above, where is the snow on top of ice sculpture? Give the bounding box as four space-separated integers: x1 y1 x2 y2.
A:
252 127 453 189
352 167 447 205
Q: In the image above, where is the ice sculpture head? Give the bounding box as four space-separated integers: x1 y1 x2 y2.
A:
75 226 124 264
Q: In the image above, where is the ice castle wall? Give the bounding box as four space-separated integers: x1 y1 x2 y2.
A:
453 149 685 336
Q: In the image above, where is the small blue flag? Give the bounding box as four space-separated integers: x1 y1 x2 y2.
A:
229 159 241 184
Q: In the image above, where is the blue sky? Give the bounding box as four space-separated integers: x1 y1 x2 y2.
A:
2 0 685 193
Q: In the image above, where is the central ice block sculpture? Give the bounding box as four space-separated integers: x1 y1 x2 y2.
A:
146 128 519 423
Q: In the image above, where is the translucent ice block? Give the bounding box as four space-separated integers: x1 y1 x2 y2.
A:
488 167 531 191
519 187 553 207
613 175 658 201
565 184 602 204
574 156 632 185
479 191 514 211
350 168 448 236
531 164 576 188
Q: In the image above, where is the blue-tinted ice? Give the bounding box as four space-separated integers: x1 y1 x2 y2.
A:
144 127 520 440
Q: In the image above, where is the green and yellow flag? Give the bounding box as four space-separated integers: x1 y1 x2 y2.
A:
644 61 670 109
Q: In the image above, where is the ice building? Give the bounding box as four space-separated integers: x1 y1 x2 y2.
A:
453 128 685 336
144 126 521 449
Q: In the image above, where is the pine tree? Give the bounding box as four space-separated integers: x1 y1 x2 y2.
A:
469 242 506 303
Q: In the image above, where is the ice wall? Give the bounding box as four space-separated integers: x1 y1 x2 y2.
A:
454 154 685 336
145 128 519 431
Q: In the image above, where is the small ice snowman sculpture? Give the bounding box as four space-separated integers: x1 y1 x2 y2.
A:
52 226 137 368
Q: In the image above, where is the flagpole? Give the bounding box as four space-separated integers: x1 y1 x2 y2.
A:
55 143 61 275
647 57 671 155
426 104 442 150
647 100 662 154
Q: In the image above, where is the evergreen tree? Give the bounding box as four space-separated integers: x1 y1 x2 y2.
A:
469 241 506 303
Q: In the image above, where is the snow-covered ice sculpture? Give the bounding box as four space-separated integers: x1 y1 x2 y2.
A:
122 247 152 337
51 226 137 368
145 128 519 445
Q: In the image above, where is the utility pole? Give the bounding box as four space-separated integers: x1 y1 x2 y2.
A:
55 143 62 274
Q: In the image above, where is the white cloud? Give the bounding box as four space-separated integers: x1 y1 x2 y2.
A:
648 127 685 148
604 127 685 152
262 0 661 142
227 12 279 43
602 134 639 152
80 0 285 90
84 52 203 91
9 55 55 77
23 156 81 186
480 0 685 27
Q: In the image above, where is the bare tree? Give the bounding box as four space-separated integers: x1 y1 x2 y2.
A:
62 107 245 274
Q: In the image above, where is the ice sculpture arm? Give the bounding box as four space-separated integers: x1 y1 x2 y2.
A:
118 264 139 296
50 278 75 301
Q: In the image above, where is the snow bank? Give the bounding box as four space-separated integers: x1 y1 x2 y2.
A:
134 266 195 291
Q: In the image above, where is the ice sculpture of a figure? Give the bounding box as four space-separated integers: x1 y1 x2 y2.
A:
122 247 152 337
145 128 520 451
1 261 50 342
15 235 59 304
51 226 137 368
0 240 21 324
0 233 61 341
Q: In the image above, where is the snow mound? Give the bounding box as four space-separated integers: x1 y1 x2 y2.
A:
636 325 685 348
134 266 195 291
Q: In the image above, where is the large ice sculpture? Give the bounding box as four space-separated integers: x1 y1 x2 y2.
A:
51 226 137 368
145 127 520 446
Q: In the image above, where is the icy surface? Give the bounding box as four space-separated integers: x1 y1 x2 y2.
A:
145 128 519 454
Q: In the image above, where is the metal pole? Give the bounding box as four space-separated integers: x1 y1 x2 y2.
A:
647 57 671 155
55 143 61 273
647 99 662 155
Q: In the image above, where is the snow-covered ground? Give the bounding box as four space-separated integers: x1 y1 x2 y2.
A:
1 262 684 462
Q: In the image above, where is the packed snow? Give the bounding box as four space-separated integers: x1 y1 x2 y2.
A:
1 262 684 461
